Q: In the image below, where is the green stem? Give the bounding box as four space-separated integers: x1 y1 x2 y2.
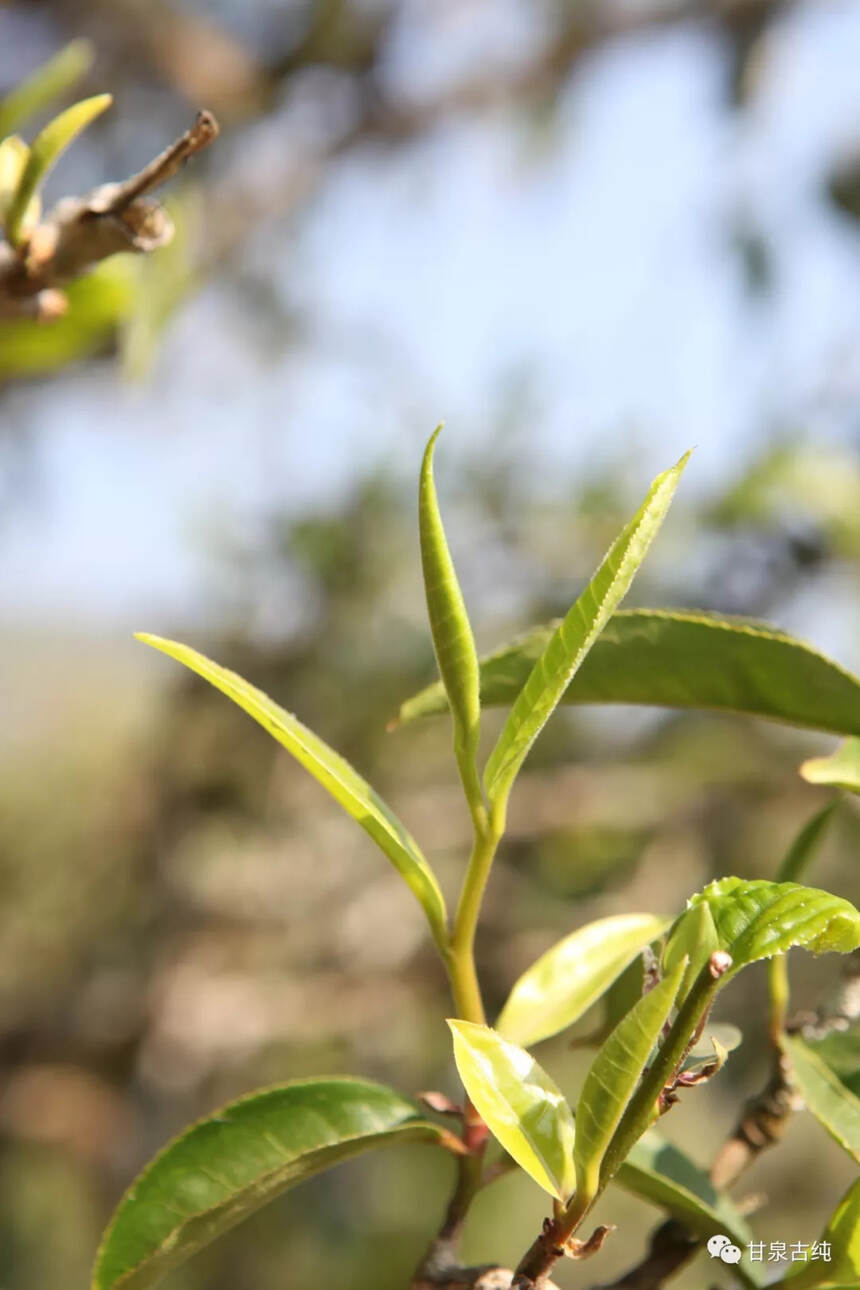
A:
598 965 724 1189
449 820 502 1025
768 956 790 1047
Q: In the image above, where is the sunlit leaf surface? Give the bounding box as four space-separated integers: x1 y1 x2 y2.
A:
397 610 860 738
92 1079 447 1290
448 1020 575 1200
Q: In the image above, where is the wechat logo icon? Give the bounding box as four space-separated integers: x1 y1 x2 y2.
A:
708 1234 742 1264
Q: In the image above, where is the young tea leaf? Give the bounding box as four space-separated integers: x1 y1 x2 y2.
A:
6 92 112 245
483 456 689 819
784 1035 860 1165
396 609 860 739
496 913 669 1048
0 39 94 138
448 1020 576 1200
801 738 860 795
418 426 482 806
137 635 448 950
680 878 860 976
662 902 720 1004
574 959 686 1203
0 136 39 234
92 1078 448 1290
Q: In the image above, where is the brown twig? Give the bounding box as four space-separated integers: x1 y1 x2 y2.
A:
0 110 218 318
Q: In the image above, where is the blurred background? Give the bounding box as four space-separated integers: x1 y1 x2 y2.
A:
1 2 859 1287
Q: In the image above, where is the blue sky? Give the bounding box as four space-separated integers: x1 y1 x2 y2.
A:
2 1 860 633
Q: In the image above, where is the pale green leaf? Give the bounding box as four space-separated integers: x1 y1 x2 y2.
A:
448 1020 575 1200
418 426 481 801
680 878 860 976
784 1035 860 1164
6 92 112 245
136 634 448 949
662 902 719 1004
806 1026 860 1097
780 1177 860 1288
396 610 860 739
91 1078 448 1290
0 39 94 138
776 803 838 883
496 913 669 1048
801 739 860 795
0 137 40 233
616 1134 762 1288
575 959 685 1202
483 456 689 816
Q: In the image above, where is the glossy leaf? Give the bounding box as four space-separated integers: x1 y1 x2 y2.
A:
0 39 94 138
780 1178 860 1288
496 913 670 1048
680 878 860 977
801 739 860 795
483 455 689 815
662 902 719 1004
6 93 112 245
396 610 860 739
92 1078 448 1290
616 1134 762 1288
418 426 481 799
448 1020 575 1200
137 635 448 949
784 1035 860 1164
776 803 838 883
575 960 686 1202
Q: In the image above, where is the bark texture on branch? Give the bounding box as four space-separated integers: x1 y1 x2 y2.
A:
0 110 218 319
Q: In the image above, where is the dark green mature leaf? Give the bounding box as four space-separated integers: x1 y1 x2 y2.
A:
418 426 481 799
448 1020 576 1200
776 803 838 883
396 610 860 738
680 879 860 976
92 1079 448 1290
483 456 689 816
575 961 685 1202
784 1035 860 1164
6 93 112 244
495 913 669 1048
616 1135 762 1288
0 39 94 138
779 1178 860 1288
137 635 448 949
801 739 860 795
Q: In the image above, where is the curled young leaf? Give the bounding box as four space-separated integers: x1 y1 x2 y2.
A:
137 635 448 950
677 878 860 976
92 1079 447 1290
801 738 860 795
418 426 482 806
574 959 686 1203
0 39 94 139
483 455 689 822
396 609 860 739
448 1020 576 1200
496 913 669 1049
662 902 719 1005
6 92 112 245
